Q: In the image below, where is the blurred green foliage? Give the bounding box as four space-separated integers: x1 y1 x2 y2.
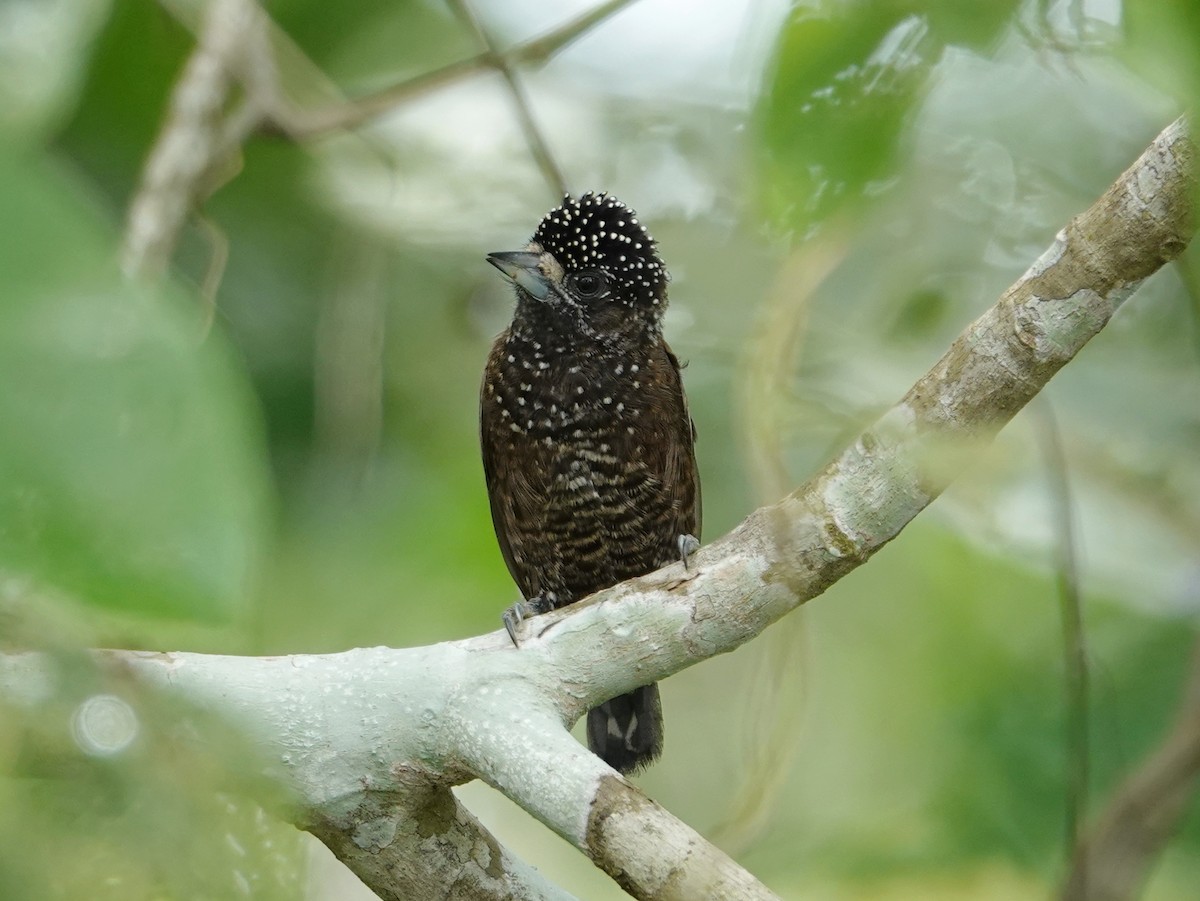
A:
0 0 1198 899
0 149 268 623
758 0 1020 233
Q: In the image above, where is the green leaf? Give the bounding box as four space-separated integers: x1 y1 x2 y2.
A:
756 1 1020 235
1122 0 1200 102
0 149 269 622
757 4 934 232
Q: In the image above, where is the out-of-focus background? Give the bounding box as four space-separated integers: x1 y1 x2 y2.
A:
1 0 1198 898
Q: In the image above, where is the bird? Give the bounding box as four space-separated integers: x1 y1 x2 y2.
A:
480 192 700 774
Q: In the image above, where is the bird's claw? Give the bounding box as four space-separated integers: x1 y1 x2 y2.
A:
502 592 556 647
677 533 700 571
502 604 525 647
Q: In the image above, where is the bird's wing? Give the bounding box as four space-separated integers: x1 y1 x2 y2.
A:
645 339 702 544
480 350 552 599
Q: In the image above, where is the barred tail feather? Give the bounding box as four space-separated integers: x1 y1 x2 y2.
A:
586 683 663 774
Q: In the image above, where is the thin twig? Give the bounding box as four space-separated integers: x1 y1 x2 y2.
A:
194 212 229 340
268 0 638 141
313 233 388 486
263 55 486 138
1172 254 1200 367
444 0 568 196
514 0 637 66
1033 400 1091 878
712 233 848 853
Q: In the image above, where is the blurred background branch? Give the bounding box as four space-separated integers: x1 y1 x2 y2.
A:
713 232 848 853
1033 400 1091 869
1063 637 1200 901
120 0 257 279
444 0 567 195
126 0 632 305
242 0 639 140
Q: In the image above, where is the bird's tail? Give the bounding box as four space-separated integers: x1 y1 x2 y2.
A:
586 682 663 774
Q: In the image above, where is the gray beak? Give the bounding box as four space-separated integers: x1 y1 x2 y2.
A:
487 251 551 300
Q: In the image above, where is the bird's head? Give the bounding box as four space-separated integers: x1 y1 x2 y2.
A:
488 193 668 344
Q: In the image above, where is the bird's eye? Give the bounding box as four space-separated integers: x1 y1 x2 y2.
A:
568 270 606 299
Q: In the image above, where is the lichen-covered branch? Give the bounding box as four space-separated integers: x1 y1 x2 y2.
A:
0 648 575 901
309 789 573 901
11 118 1196 899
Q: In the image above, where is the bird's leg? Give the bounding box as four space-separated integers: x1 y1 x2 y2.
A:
502 591 557 647
677 534 700 571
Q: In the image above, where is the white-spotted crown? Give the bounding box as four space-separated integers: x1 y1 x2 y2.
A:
532 193 668 311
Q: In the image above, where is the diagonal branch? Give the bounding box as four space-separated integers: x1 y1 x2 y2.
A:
12 118 1197 899
124 0 277 287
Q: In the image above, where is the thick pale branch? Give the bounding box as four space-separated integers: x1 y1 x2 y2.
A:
0 648 567 901
309 789 574 901
455 698 779 900
8 118 1195 899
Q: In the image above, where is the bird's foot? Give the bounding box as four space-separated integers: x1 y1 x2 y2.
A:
502 592 557 647
677 534 700 571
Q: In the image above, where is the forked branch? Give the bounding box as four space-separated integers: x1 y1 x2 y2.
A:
33 115 1200 900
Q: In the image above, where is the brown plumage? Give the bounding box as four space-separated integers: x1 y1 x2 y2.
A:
480 192 700 773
